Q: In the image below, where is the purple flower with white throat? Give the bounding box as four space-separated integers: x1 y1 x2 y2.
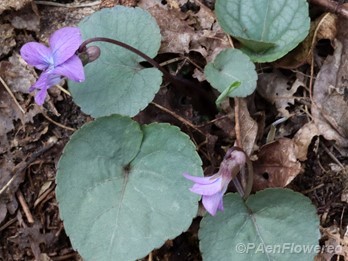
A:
20 27 85 105
184 148 246 216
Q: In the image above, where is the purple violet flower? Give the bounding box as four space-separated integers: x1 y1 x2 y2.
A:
184 148 246 216
20 27 85 105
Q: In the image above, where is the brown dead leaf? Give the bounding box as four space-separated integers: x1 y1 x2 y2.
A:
315 225 348 260
0 0 31 14
139 0 194 54
276 13 338 69
0 203 7 224
8 223 55 260
312 39 348 147
8 5 40 31
252 138 302 191
0 23 16 58
0 53 36 93
257 71 305 117
0 87 24 154
139 0 229 63
293 122 319 161
0 55 41 154
238 99 258 156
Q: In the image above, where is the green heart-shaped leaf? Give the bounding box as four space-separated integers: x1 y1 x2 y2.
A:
69 6 162 117
215 0 310 62
56 115 202 260
205 48 257 97
199 189 320 261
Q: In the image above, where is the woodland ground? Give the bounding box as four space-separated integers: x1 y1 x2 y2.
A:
0 0 347 260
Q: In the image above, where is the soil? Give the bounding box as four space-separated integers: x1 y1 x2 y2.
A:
0 0 347 260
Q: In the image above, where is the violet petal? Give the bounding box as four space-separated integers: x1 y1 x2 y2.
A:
30 72 61 105
20 42 52 70
189 177 222 196
35 88 48 105
217 198 224 211
183 173 219 185
49 27 82 66
202 192 224 216
53 55 85 82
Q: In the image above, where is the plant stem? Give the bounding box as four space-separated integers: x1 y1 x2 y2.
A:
79 37 172 80
231 147 254 199
79 37 218 116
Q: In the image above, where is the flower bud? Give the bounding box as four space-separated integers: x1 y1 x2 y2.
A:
86 46 101 63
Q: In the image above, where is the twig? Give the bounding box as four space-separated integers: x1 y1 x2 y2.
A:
16 190 34 224
301 183 325 194
148 252 153 261
34 184 55 208
234 98 242 148
150 102 206 136
0 76 25 114
34 0 101 8
51 252 78 261
0 217 17 232
309 0 348 19
41 112 76 131
196 113 233 127
0 137 57 196
55 84 71 96
159 57 185 67
339 206 345 231
320 142 345 169
309 13 332 101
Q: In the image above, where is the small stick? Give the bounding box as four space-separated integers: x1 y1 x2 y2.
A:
41 112 76 131
0 137 57 197
0 76 25 114
148 252 153 261
309 13 331 101
0 217 17 232
234 98 242 148
320 142 345 169
301 183 325 194
51 252 78 261
150 102 206 136
16 190 34 224
159 57 185 67
34 0 101 8
34 184 55 208
55 84 71 96
196 113 233 128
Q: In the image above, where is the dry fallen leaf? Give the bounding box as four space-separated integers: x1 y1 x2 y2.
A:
238 98 258 156
8 5 40 31
8 223 55 261
0 23 16 58
257 71 305 117
0 0 31 14
293 122 319 161
252 138 302 191
139 0 229 62
0 53 36 93
315 225 348 260
275 13 338 69
312 39 348 147
139 0 194 54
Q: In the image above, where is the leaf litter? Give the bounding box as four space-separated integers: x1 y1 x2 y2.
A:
0 0 347 260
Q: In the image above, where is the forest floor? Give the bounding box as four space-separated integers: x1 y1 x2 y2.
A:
0 0 347 260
